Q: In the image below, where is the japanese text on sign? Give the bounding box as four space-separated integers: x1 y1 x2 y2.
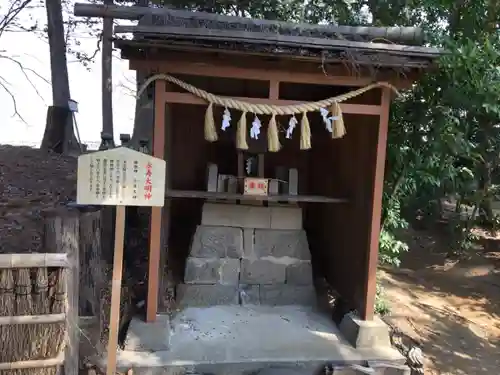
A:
144 162 153 200
77 147 166 207
243 177 269 196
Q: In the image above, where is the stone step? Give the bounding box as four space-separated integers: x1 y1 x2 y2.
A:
177 283 317 307
102 354 411 375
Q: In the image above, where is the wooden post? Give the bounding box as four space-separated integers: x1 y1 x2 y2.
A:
43 211 80 375
360 88 391 320
158 102 172 312
106 206 126 375
147 79 166 322
101 0 115 146
79 210 104 316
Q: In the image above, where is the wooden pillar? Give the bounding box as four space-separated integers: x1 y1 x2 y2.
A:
146 80 166 322
158 92 172 313
360 88 391 320
44 210 80 375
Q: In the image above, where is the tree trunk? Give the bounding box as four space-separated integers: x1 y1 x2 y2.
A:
41 0 75 153
478 161 493 224
101 0 115 147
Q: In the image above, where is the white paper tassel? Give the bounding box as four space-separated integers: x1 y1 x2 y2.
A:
286 115 298 139
221 107 231 131
320 107 338 133
250 115 262 139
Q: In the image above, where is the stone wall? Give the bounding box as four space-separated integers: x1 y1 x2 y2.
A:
176 203 316 307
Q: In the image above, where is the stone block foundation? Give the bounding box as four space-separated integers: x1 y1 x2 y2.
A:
177 203 316 308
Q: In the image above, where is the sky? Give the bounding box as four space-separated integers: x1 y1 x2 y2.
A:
0 2 136 148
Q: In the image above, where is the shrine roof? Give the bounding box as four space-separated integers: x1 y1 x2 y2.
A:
111 6 443 69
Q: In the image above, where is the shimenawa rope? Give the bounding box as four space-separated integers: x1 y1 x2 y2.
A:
136 74 400 151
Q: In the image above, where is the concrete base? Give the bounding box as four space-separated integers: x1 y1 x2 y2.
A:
95 306 406 375
338 313 392 349
124 314 171 352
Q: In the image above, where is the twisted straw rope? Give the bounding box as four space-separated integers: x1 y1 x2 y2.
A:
137 73 401 115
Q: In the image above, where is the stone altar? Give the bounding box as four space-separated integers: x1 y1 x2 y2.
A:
176 202 317 307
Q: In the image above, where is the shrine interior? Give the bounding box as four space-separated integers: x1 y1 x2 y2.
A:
162 74 383 313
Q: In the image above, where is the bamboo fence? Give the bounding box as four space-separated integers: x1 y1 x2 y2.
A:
0 254 72 375
0 210 81 375
0 206 134 375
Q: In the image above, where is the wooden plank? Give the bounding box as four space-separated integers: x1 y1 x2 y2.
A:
0 354 64 370
288 168 299 195
163 92 382 116
43 212 79 375
122 40 432 73
64 265 77 375
131 59 376 87
79 210 105 317
268 179 280 206
106 205 126 375
217 174 228 193
114 25 441 58
237 152 244 178
158 97 172 313
0 253 69 268
165 189 347 203
207 163 219 192
226 176 238 193
268 80 280 100
147 79 166 322
258 154 265 178
360 87 391 321
206 163 219 203
0 313 66 325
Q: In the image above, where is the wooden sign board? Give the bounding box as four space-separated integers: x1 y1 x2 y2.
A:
244 177 268 196
77 147 166 207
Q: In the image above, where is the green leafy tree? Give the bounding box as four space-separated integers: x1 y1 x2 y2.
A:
151 0 500 259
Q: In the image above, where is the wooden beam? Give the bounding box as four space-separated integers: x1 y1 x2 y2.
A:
147 80 166 323
121 41 432 73
0 354 64 370
132 59 378 87
163 92 382 116
101 0 114 145
0 253 69 268
259 80 280 178
75 3 424 47
165 190 348 203
115 25 441 58
0 313 66 325
269 80 280 100
360 87 391 321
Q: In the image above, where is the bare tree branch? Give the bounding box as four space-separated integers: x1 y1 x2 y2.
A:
0 76 27 124
0 0 33 38
0 0 44 122
0 54 49 102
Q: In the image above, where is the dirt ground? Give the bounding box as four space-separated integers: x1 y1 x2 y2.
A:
380 228 500 375
0 145 77 253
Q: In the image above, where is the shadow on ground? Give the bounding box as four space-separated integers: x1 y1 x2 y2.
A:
381 228 500 375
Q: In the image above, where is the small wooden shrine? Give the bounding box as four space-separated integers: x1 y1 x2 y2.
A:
75 3 441 325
